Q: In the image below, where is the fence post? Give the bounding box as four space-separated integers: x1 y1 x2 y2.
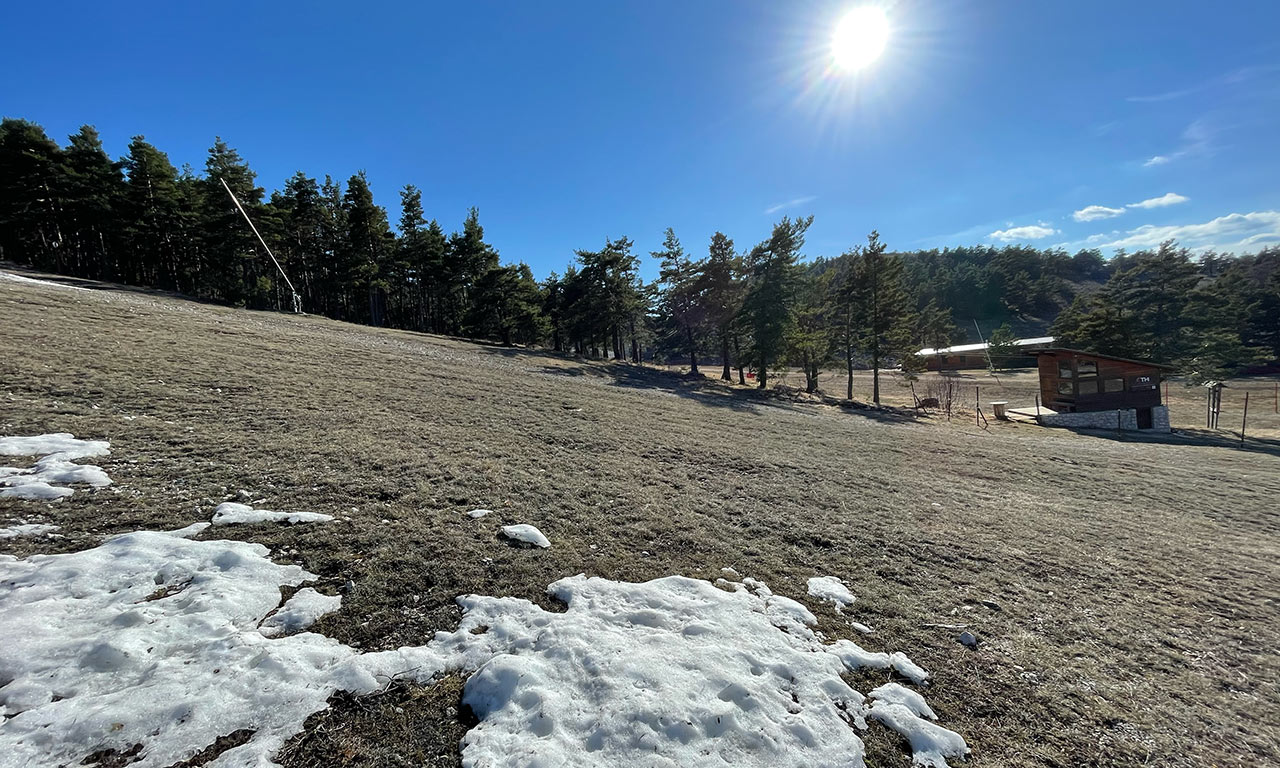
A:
975 386 980 427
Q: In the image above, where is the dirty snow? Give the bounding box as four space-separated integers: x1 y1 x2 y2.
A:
807 575 856 613
259 588 343 637
499 523 550 548
0 433 112 500
0 523 60 539
0 530 351 767
0 532 965 768
210 501 334 526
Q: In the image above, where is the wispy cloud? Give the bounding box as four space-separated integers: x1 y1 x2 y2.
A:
1127 88 1197 104
988 223 1058 242
1128 192 1189 209
1126 63 1280 103
1090 210 1280 252
1073 205 1126 222
1141 118 1214 168
763 196 816 215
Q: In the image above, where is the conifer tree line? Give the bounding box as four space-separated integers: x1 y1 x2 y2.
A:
2 118 1277 398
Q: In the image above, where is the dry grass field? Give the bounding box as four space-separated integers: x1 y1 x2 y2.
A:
2 270 1278 767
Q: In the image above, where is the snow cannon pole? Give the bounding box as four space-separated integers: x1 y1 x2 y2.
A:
220 176 302 314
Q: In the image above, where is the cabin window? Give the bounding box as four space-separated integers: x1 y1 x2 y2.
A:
1077 378 1099 395
1077 360 1098 376
1057 380 1073 395
1104 377 1124 393
1058 361 1073 379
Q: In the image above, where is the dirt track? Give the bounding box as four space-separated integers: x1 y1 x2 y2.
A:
2 271 1278 767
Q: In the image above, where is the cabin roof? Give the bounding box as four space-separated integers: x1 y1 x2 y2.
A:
1028 348 1177 370
916 336 1055 357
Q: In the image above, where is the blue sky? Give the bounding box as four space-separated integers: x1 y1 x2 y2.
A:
4 1 1279 277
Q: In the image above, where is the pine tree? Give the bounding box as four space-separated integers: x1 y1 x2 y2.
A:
340 171 393 324
120 136 186 288
740 216 811 389
199 138 266 305
699 231 743 380
60 126 125 279
0 119 65 270
848 231 908 405
652 228 704 374
787 265 838 393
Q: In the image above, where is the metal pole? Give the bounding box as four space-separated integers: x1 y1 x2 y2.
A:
220 177 301 312
975 386 980 427
1241 391 1249 448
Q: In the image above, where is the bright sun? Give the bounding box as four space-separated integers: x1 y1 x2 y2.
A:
832 6 889 71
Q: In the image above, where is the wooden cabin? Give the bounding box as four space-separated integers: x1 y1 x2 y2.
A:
1030 349 1174 428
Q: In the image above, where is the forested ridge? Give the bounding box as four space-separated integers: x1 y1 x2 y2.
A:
3 118 1277 398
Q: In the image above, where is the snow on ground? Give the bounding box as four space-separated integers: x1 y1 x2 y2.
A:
0 434 112 501
210 501 335 526
807 575 857 613
0 523 61 539
0 527 352 768
499 523 550 548
467 508 493 518
0 271 89 291
0 530 965 768
259 588 344 638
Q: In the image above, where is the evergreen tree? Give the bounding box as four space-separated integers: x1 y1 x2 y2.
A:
787 265 838 393
120 136 186 288
340 171 393 324
199 138 267 305
0 119 65 270
652 228 704 373
740 216 811 389
848 231 908 405
60 126 125 279
699 231 743 380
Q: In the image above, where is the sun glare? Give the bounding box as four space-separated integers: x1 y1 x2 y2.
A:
832 6 889 71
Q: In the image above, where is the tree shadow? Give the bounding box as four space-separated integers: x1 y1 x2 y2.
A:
533 359 922 423
1057 424 1280 458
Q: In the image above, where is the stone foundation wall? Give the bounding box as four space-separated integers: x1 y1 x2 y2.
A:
1040 406 1170 433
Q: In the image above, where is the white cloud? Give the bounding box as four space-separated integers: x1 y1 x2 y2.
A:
988 224 1058 242
1073 205 1126 222
1127 192 1189 209
1092 210 1280 252
1141 119 1214 168
763 196 816 215
1144 155 1171 167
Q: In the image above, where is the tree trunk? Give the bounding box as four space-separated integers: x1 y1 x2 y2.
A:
758 353 768 389
733 335 746 384
872 346 881 405
686 324 699 374
846 341 854 400
721 332 731 380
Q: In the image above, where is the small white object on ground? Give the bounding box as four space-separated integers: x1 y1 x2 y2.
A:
807 575 856 613
210 501 334 526
851 621 874 634
0 523 61 539
467 508 492 518
0 433 112 500
499 523 550 548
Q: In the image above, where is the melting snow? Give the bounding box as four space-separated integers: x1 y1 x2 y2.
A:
0 434 112 501
210 501 335 526
0 532 965 768
0 523 61 539
467 508 493 518
807 575 857 613
499 523 550 548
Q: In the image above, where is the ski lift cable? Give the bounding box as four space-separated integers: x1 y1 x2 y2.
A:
219 176 301 312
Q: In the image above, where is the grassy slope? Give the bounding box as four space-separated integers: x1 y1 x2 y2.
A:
2 274 1278 767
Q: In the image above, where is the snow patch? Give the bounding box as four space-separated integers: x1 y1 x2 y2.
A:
260 588 343 637
499 523 550 548
210 501 334 526
807 575 856 613
0 530 354 767
467 508 493 518
0 523 60 539
0 532 965 768
0 433 112 500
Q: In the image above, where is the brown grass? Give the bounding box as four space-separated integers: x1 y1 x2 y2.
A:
2 270 1278 767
